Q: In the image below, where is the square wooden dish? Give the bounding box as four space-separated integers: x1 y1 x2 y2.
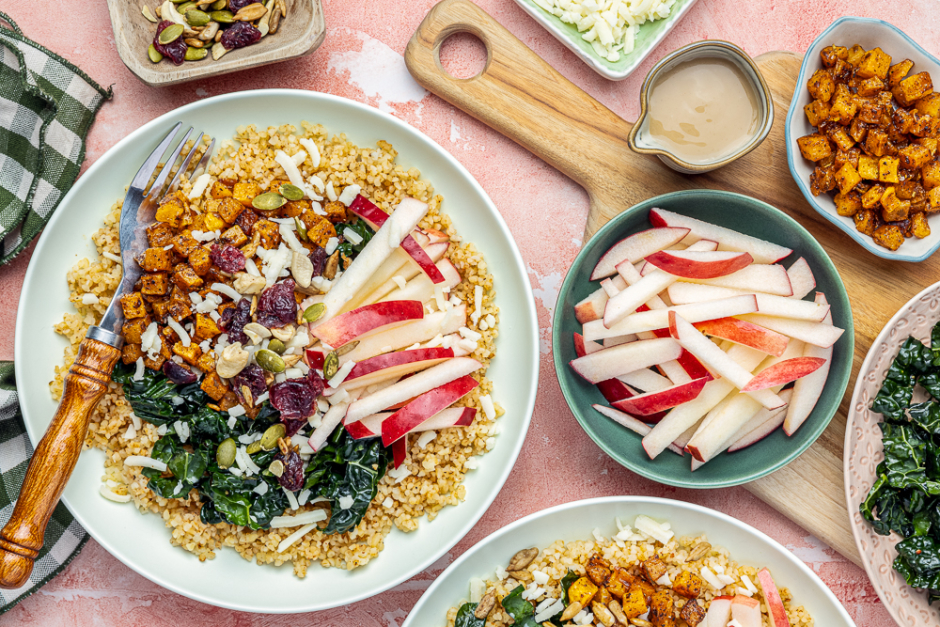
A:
107 0 325 87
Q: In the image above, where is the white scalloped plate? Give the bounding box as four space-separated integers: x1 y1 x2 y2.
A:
14 90 539 613
845 281 940 626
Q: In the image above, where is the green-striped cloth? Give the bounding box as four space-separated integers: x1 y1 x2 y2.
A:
0 12 111 613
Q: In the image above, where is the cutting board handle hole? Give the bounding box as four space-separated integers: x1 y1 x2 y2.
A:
437 30 489 80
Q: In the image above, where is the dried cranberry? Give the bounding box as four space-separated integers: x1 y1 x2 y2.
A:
232 364 267 405
309 245 328 276
307 370 325 398
162 360 198 385
153 21 187 66
282 417 305 437
220 21 262 50
257 280 297 328
269 377 316 420
210 244 246 274
228 0 254 12
275 449 305 491
220 298 252 345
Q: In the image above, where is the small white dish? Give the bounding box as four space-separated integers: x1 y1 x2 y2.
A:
15 89 539 613
512 0 699 81
402 496 857 627
785 16 940 263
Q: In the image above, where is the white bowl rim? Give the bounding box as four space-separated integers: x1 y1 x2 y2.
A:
401 495 856 627
784 15 940 263
843 278 940 626
13 88 540 613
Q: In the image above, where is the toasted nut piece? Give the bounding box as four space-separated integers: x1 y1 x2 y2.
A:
233 272 266 295
474 590 496 619
211 41 227 59
507 547 539 571
216 342 249 378
276 0 286 16
608 600 629 625
559 601 583 623
142 4 159 23
507 569 532 582
184 37 203 48
242 321 271 344
282 354 302 367
324 250 340 279
687 542 711 561
234 2 267 21
268 5 280 34
291 250 314 288
629 620 653 627
270 324 294 342
199 20 219 41
592 601 616 627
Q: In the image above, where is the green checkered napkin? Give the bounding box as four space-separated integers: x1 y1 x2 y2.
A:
0 11 111 613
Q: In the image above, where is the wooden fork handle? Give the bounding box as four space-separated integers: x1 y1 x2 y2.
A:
0 335 121 589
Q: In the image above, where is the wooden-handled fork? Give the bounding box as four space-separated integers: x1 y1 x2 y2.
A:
0 124 215 588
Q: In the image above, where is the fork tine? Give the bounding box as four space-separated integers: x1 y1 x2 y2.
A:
145 126 194 203
162 132 208 201
191 138 216 180
129 122 183 191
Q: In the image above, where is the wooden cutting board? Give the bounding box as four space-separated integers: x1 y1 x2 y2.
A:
406 0 937 567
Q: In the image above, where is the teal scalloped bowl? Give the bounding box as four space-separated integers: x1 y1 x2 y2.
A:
552 189 854 488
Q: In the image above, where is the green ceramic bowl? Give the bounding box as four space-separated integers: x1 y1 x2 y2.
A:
552 189 853 489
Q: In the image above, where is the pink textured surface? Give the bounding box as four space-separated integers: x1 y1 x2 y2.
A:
1 0 935 624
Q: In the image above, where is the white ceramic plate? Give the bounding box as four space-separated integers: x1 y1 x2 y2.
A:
15 90 539 613
845 281 940 626
785 16 940 262
402 496 856 627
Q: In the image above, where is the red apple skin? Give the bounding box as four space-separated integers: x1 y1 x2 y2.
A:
312 300 425 347
727 417 784 452
645 249 754 279
391 436 407 468
345 420 375 440
694 317 789 357
756 569 792 627
740 356 826 392
306 349 325 370
590 226 690 280
649 208 792 264
573 332 587 358
611 377 707 416
346 348 455 380
381 376 479 445
637 305 714 381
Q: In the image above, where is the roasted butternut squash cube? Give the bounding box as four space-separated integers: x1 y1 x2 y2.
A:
804 100 830 127
155 199 185 227
193 314 221 342
146 222 175 247
881 186 911 221
642 556 668 583
235 209 259 236
858 155 879 180
879 157 901 183
895 72 934 107
166 298 192 322
143 352 166 371
807 69 835 102
857 47 892 79
856 76 884 97
679 598 706 627
915 93 940 118
150 298 171 320
911 211 931 238
827 126 855 151
140 272 169 296
172 231 201 257
620 586 648 619
324 200 348 223
672 570 703 598
188 247 211 276
216 197 245 224
232 181 262 208
203 212 227 232
138 247 174 272
923 161 940 189
834 191 862 217
862 185 886 209
586 555 612 585
120 293 147 319
200 370 228 401
899 144 933 170
887 59 915 87
594 586 612 607
648 589 675 627
865 128 891 157
221 225 248 248
210 180 233 199
928 186 940 212
848 118 869 144
855 208 877 235
253 219 282 250
835 162 862 194
172 265 204 291
835 148 860 170
173 341 203 366
846 44 865 66
809 165 837 196
829 84 858 124
279 199 307 219
300 212 338 248
797 134 832 162
567 576 598 608
918 138 939 156
122 316 151 344
873 224 905 251
195 351 217 374
121 343 144 365
820 45 848 67
604 571 628 599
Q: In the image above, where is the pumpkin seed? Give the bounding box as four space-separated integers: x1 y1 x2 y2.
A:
158 23 185 44
216 438 237 469
294 216 309 241
186 9 210 25
148 44 164 63
303 303 325 323
170 0 188 3
210 9 234 23
260 423 287 450
185 46 208 61
256 348 286 372
141 4 159 23
323 351 339 380
335 340 359 357
268 459 285 477
210 0 226 9
279 183 304 201
267 338 286 355
178 1 195 12
246 440 262 455
252 191 287 211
